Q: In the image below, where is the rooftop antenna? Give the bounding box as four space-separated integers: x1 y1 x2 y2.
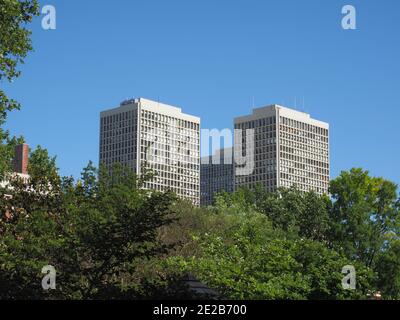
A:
252 96 255 108
302 96 306 112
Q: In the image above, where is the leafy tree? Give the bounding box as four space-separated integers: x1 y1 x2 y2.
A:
375 240 400 299
298 192 330 242
28 145 59 181
256 187 305 233
0 146 64 299
329 168 399 267
217 186 331 241
292 239 375 300
56 164 178 299
1 159 398 299
214 186 258 214
164 208 310 300
0 159 178 299
162 205 374 300
0 0 39 178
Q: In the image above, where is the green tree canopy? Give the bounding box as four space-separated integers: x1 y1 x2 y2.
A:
329 168 399 267
0 0 39 178
0 159 178 299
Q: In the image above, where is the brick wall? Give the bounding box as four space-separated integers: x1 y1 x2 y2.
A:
13 144 29 174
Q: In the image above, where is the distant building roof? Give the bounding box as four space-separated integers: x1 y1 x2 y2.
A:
176 273 221 299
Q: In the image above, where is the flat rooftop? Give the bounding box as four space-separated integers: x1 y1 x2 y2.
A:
100 97 200 123
234 104 329 129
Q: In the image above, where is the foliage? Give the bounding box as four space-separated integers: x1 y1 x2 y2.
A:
216 186 330 241
0 0 39 178
375 240 400 299
0 160 178 299
329 168 399 267
161 205 374 300
2 157 399 299
148 168 399 300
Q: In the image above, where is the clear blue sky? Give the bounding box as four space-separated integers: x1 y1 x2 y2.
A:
4 0 400 184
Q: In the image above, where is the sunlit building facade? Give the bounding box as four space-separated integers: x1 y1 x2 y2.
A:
234 105 330 195
100 98 201 205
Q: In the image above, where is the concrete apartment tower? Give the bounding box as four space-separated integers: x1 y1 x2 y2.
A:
99 98 201 205
200 147 234 206
234 105 330 195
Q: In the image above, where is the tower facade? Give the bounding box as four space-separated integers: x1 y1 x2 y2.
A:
100 98 201 205
234 105 330 195
200 148 234 206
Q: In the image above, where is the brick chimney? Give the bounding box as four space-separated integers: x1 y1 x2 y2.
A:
13 144 29 174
